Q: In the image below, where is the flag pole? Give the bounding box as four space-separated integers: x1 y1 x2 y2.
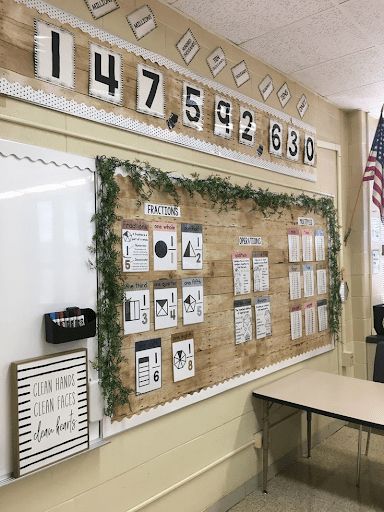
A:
344 105 384 246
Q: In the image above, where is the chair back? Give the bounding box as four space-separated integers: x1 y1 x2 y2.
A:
373 341 384 383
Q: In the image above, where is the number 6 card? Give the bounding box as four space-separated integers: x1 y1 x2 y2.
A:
135 338 161 394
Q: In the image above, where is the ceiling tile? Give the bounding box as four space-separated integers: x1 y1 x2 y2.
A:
169 0 335 44
291 47 384 96
339 0 384 46
327 82 384 117
240 7 369 74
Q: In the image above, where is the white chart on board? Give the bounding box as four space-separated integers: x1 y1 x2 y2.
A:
172 337 195 382
123 282 150 335
154 280 177 329
153 222 177 271
182 277 204 325
135 338 162 394
234 299 252 344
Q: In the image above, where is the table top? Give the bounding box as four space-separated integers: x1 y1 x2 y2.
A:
253 369 384 428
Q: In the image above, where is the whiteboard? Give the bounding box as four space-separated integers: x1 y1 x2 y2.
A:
0 139 98 480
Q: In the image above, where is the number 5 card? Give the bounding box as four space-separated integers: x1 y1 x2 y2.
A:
123 282 150 335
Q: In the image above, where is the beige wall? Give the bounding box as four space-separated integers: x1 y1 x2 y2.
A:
0 1 357 511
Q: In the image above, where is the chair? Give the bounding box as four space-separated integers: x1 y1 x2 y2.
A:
365 341 384 456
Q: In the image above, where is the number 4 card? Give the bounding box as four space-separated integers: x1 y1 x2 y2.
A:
123 282 150 335
154 280 177 330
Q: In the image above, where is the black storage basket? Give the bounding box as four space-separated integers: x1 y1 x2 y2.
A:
44 308 96 344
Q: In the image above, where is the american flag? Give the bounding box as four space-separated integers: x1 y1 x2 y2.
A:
364 112 384 221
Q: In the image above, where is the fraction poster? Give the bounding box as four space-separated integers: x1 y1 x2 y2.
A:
289 265 301 300
135 338 162 394
122 219 149 272
304 301 316 336
317 299 328 331
234 298 252 344
172 333 195 382
182 277 204 325
315 229 325 261
302 229 313 261
303 264 314 298
181 223 203 269
232 252 251 295
153 222 177 271
288 228 301 262
290 305 302 340
317 268 327 295
253 251 269 292
123 282 150 335
255 296 272 339
154 280 177 329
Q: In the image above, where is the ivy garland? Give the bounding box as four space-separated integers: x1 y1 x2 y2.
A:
93 156 342 416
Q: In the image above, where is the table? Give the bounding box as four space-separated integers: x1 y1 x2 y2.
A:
253 369 384 493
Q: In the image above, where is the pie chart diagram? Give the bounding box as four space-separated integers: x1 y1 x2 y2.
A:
174 350 187 369
155 240 168 258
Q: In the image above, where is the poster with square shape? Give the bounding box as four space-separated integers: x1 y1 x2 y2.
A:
123 282 150 335
302 229 313 261
269 120 283 157
289 265 301 300
303 264 314 298
239 106 256 147
182 83 204 131
317 268 327 295
255 296 271 339
154 280 177 330
286 127 300 162
34 20 75 89
214 96 233 139
172 333 195 382
84 0 119 19
207 47 226 77
182 277 204 325
89 43 123 105
304 301 316 336
176 29 200 65
234 299 252 344
232 252 251 295
315 229 325 261
135 338 161 394
126 5 156 40
137 64 165 118
253 251 269 292
231 61 250 88
288 228 301 262
182 223 203 269
317 299 328 331
122 219 149 272
290 306 302 340
153 222 177 271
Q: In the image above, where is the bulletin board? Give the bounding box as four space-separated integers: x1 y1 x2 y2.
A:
113 176 332 421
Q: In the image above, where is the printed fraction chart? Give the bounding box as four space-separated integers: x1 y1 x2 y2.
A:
304 302 316 336
255 297 272 339
153 222 177 271
172 334 195 382
181 223 203 269
317 300 328 332
121 219 149 272
288 228 301 262
123 282 150 335
234 299 252 344
302 229 313 261
315 229 325 261
303 264 314 297
154 280 178 330
182 277 204 325
317 268 327 295
135 338 161 394
290 306 303 340
253 251 269 292
232 252 251 295
289 265 301 300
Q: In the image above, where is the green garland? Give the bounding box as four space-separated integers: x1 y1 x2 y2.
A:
93 156 342 416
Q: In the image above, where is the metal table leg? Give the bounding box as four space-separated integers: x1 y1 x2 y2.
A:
262 400 270 494
307 411 312 458
356 424 362 487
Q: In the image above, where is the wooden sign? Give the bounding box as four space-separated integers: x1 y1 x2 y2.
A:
12 349 88 477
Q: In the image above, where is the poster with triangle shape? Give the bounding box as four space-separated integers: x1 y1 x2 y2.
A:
182 223 203 269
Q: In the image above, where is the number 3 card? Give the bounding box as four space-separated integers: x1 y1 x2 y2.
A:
154 280 178 330
123 282 150 335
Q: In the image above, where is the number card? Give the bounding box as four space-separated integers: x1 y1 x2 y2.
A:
315 229 325 261
12 349 89 477
253 251 269 292
289 265 301 300
297 94 308 118
317 268 327 295
259 74 274 101
123 282 150 335
286 127 300 162
207 47 226 77
239 106 256 147
182 83 204 131
269 120 283 157
122 219 149 272
288 228 301 262
214 96 233 139
303 264 314 298
255 296 272 339
182 277 204 325
172 334 195 382
317 299 328 331
234 299 252 344
302 229 313 261
231 60 250 88
89 43 122 105
277 82 291 108
182 223 203 269
304 301 316 336
154 280 177 330
34 21 75 89
126 5 156 40
135 338 161 394
153 222 177 271
176 29 200 65
290 305 303 340
304 134 316 166
84 0 119 19
232 252 251 295
137 64 164 118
